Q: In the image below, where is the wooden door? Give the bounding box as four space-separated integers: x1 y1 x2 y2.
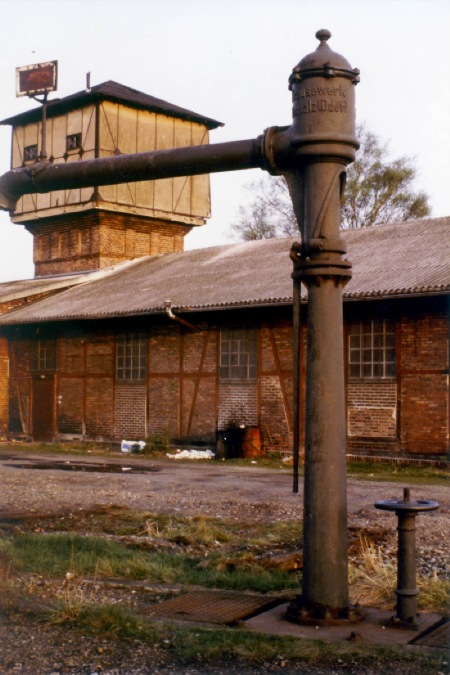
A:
32 375 55 441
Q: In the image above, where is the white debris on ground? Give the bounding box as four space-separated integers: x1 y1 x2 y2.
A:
166 448 215 460
121 440 146 453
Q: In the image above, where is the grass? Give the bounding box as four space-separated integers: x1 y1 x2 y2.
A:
0 507 447 674
0 531 299 593
0 445 447 672
349 539 450 615
346 460 448 486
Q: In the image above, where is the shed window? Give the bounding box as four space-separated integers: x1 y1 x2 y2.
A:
31 339 56 371
220 329 257 381
348 320 395 379
116 334 146 381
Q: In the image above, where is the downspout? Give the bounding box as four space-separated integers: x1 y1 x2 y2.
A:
164 301 199 332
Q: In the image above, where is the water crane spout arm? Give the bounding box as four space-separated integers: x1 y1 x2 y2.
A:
0 137 267 213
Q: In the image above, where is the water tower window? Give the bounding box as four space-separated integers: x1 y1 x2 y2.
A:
66 133 82 151
24 144 38 162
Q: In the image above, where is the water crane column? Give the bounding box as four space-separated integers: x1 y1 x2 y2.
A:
285 30 360 619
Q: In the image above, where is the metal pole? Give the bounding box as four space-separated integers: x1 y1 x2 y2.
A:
396 508 419 623
285 31 359 621
39 94 48 162
291 243 302 494
287 161 353 619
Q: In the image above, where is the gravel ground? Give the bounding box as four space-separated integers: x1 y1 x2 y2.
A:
0 446 448 674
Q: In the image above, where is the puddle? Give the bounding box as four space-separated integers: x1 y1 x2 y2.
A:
3 461 161 474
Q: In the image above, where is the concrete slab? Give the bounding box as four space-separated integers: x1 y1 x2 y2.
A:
244 603 444 648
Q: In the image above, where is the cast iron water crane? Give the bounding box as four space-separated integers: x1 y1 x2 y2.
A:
0 30 360 620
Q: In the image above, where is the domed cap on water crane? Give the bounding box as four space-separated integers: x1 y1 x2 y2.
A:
287 29 360 162
289 29 360 85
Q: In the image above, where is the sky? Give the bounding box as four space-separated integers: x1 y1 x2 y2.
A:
0 0 449 281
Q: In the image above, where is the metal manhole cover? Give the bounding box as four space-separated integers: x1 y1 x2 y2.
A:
150 590 281 625
410 617 450 649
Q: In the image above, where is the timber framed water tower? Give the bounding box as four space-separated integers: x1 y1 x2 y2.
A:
1 80 222 277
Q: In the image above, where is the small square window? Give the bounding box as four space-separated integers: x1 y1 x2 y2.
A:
66 133 82 151
24 144 38 162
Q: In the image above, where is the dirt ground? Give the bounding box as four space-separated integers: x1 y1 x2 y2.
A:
0 445 448 674
1 446 448 522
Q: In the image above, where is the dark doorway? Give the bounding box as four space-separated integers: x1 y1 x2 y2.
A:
32 374 55 441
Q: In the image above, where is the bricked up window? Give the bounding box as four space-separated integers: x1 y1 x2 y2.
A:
348 320 395 379
220 329 257 381
116 334 146 381
31 339 56 371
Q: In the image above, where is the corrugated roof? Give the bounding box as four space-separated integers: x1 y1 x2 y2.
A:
0 80 223 130
0 259 142 303
0 216 448 326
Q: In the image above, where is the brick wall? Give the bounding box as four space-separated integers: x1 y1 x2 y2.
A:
345 302 448 457
147 327 217 443
2 299 447 457
114 383 147 439
27 211 190 276
347 382 397 438
399 310 449 455
218 383 258 430
180 330 217 442
58 378 83 435
260 376 292 454
260 321 294 454
8 339 31 435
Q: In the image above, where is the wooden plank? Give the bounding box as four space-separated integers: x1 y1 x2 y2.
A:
82 105 96 152
24 121 39 148
136 110 156 209
173 121 192 215
51 115 67 159
12 127 24 167
154 115 174 213
191 124 210 217
67 108 82 135
117 106 137 205
80 104 96 200
98 102 119 203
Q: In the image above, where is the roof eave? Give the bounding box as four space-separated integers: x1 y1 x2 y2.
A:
0 288 448 327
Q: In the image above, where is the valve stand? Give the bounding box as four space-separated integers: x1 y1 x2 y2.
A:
375 488 439 629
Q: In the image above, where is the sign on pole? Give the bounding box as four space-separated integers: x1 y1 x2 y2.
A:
16 61 58 98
